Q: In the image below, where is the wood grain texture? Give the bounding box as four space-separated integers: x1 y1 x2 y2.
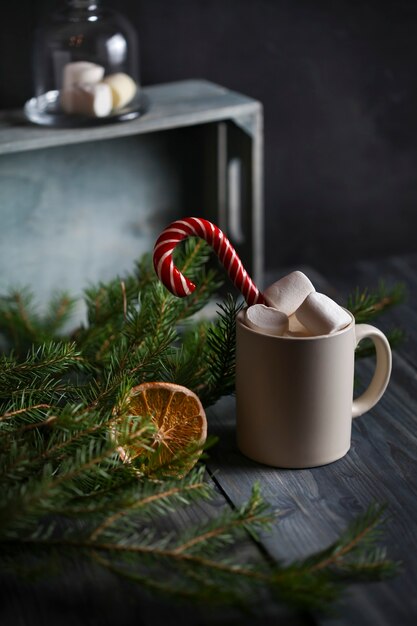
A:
206 356 417 625
205 260 417 625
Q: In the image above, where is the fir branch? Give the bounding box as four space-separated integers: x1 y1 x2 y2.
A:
0 245 403 615
0 288 77 357
171 483 274 556
0 499 394 612
0 403 52 422
174 239 223 319
199 295 244 407
347 282 405 324
0 342 89 408
42 292 77 335
0 393 397 612
305 503 387 572
89 470 210 541
346 283 406 359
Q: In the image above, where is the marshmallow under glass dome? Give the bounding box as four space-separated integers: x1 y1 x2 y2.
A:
25 0 144 126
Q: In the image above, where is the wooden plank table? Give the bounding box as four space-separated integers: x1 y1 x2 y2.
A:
1 254 416 625
207 254 417 626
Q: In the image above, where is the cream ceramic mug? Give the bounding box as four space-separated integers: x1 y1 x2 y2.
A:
235 310 392 468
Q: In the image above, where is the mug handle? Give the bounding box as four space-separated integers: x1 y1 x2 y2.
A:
352 324 392 418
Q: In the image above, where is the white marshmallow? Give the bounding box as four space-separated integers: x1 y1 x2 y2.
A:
103 72 137 109
295 292 351 336
285 314 312 337
62 61 105 89
263 271 315 316
245 304 289 336
60 83 113 117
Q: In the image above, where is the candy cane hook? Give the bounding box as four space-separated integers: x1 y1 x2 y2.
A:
153 217 265 306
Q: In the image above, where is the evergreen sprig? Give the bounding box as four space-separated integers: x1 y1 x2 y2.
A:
346 282 406 359
0 288 76 357
0 243 401 615
346 281 405 323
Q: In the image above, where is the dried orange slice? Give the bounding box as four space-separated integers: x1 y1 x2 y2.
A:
117 382 207 476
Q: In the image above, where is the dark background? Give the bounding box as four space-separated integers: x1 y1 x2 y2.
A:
2 0 417 272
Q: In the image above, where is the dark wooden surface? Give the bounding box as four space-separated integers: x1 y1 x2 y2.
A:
1 254 417 625
209 254 417 626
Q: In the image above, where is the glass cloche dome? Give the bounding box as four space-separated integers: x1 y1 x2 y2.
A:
25 0 144 126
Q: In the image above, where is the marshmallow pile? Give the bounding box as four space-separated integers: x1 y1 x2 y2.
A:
245 271 351 337
60 62 137 118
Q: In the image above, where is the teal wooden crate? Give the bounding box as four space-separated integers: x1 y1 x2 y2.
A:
0 80 263 320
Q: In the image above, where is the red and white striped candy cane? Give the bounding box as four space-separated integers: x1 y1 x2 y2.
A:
153 217 265 306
